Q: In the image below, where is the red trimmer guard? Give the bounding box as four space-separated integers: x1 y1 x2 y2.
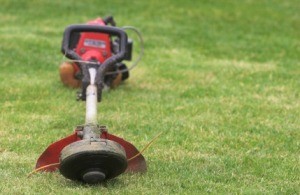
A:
35 131 147 173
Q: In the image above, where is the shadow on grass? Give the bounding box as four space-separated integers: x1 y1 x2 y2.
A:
62 176 126 188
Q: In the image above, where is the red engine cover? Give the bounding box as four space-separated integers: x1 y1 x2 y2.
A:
74 18 112 63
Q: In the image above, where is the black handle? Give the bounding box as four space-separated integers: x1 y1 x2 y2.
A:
61 24 128 101
61 24 128 66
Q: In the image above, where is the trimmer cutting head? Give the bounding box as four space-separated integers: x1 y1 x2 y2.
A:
59 139 127 184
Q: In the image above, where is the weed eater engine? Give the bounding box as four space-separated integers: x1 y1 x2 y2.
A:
59 16 140 89
35 16 145 184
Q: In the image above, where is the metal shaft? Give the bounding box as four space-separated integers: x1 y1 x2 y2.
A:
85 85 98 125
83 68 99 140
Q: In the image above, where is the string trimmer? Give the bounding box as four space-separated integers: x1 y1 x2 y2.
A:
35 16 146 184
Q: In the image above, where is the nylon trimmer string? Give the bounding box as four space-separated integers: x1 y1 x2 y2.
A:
28 132 162 178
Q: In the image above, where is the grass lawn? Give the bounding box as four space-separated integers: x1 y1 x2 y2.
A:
0 0 299 194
